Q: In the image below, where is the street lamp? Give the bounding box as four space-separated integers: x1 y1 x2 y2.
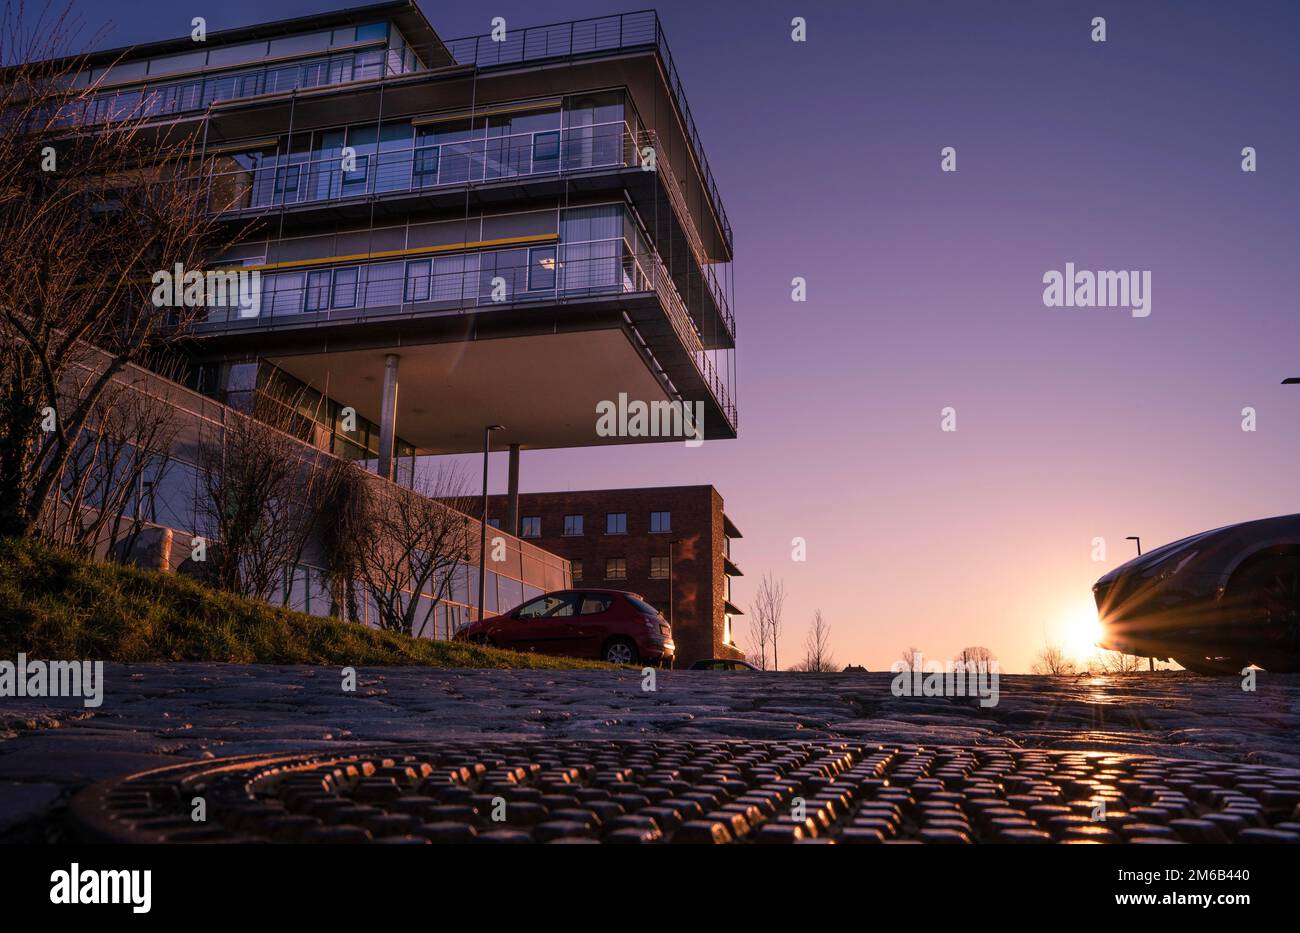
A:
1126 536 1142 556
477 424 505 626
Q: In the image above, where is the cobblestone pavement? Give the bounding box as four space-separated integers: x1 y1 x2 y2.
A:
2 665 1299 839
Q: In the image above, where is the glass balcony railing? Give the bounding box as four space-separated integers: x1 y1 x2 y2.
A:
50 45 418 128
202 120 735 341
207 121 632 212
438 10 731 248
201 238 736 430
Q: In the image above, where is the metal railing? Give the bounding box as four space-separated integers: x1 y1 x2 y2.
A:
207 120 631 211
201 240 736 430
439 10 731 248
202 120 734 341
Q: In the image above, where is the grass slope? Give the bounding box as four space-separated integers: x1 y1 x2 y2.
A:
0 537 608 669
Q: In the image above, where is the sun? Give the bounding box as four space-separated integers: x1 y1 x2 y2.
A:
1059 603 1104 663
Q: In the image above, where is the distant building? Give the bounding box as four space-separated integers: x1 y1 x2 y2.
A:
484 486 744 665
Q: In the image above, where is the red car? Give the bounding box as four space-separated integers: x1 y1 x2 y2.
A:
454 589 675 665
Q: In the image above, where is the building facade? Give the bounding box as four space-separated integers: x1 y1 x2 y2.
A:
59 1 737 494
484 486 745 665
36 1 740 643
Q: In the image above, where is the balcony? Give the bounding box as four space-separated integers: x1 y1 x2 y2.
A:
54 44 422 128
194 232 736 435
438 10 731 250
204 120 734 345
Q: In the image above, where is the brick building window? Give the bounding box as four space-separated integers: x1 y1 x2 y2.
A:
605 558 626 580
520 516 541 538
649 511 671 533
606 512 627 534
571 560 583 581
649 555 670 579
486 518 501 529
563 514 584 536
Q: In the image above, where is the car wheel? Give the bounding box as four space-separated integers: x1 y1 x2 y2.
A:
602 638 639 665
1172 655 1248 675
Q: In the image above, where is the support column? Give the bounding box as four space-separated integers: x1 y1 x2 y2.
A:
377 353 400 482
505 444 521 537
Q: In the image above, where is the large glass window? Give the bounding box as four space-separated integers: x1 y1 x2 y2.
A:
404 260 431 303
305 270 331 311
331 267 358 308
563 514 583 536
650 511 671 533
606 512 627 535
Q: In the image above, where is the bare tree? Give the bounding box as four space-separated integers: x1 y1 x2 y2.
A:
37 369 177 559
745 610 770 670
1095 649 1142 674
900 646 922 671
354 465 476 636
0 2 237 540
956 646 996 667
798 609 836 672
748 573 786 670
1031 643 1076 676
191 406 336 602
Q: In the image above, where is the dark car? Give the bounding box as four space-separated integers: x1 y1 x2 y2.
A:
1093 513 1300 673
453 589 674 665
689 658 759 671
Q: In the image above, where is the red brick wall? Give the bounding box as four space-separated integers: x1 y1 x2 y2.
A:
483 485 743 666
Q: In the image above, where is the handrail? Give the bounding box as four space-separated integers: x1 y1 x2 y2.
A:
196 239 736 430
198 118 734 342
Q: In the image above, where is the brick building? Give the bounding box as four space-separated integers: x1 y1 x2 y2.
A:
484 486 744 666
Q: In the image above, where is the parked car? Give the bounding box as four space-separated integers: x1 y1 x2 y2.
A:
689 658 759 671
454 589 674 665
1093 513 1300 673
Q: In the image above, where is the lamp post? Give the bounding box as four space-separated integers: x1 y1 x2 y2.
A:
477 424 505 625
667 538 680 628
1126 536 1142 556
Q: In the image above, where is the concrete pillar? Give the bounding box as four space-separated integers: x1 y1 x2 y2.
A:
505 444 521 536
377 353 400 482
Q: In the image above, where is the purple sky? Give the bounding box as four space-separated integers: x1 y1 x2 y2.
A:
70 0 1300 671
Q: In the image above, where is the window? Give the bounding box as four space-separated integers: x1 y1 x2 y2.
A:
571 560 582 581
606 512 627 535
605 558 626 580
520 516 541 538
404 259 431 303
331 267 358 309
486 518 501 530
528 246 557 291
649 556 670 579
563 514 583 536
579 595 612 615
625 594 660 617
274 164 300 197
413 147 439 185
516 593 574 619
533 130 560 163
650 511 671 534
342 153 369 188
355 22 389 42
305 270 331 312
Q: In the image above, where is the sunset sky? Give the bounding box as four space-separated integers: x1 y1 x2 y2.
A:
71 0 1300 671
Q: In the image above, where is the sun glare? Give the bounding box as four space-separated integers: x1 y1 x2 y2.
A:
1059 603 1104 663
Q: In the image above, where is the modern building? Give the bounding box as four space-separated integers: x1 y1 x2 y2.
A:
483 486 745 665
36 1 740 641
61 1 737 502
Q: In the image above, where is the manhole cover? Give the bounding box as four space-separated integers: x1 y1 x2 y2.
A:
69 740 1300 844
